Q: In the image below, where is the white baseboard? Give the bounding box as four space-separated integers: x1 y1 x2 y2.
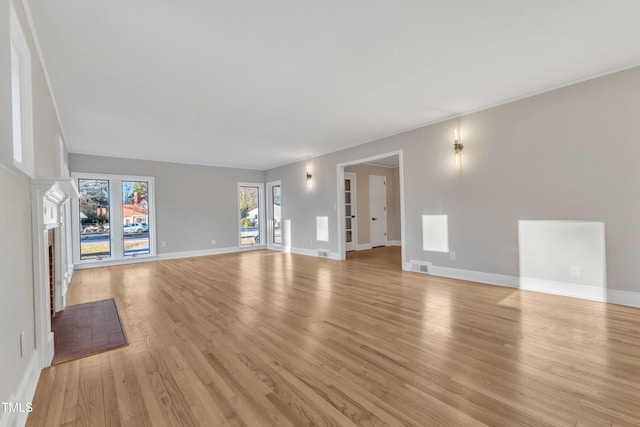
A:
74 245 267 269
66 263 74 282
75 244 343 271
44 332 54 368
156 245 266 261
519 277 606 302
273 246 340 260
287 247 316 257
607 288 640 308
356 242 400 250
519 278 640 308
71 248 640 309
429 265 520 288
1 351 40 427
407 261 640 309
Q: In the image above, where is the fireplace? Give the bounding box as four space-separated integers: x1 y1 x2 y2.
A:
48 229 55 318
31 178 78 368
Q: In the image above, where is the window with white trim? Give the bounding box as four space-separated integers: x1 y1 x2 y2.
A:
10 1 34 177
238 183 264 246
72 173 156 263
267 181 282 246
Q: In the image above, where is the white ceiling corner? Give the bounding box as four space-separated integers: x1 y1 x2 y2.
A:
24 0 640 170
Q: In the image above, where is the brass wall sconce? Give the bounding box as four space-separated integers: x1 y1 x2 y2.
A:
453 129 463 166
306 167 312 187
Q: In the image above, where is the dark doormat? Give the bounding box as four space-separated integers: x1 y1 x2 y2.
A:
52 298 128 365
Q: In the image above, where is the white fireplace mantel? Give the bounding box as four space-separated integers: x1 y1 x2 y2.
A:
31 177 78 368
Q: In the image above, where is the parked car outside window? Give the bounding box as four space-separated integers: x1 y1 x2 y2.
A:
123 223 143 234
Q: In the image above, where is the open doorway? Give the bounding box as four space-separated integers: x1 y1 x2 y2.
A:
344 172 357 251
336 151 405 268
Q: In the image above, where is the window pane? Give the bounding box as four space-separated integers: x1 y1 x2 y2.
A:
272 185 281 244
122 181 150 256
240 186 260 245
78 179 111 260
10 44 22 163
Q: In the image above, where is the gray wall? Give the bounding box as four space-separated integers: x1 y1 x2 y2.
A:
344 164 401 245
267 66 640 294
0 0 68 405
69 154 265 254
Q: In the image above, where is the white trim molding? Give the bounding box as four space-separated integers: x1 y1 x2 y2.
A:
356 243 373 251
19 0 67 141
237 181 265 247
519 277 606 302
0 351 40 427
607 289 640 308
268 245 340 260
427 264 520 288
336 149 406 267
10 0 35 178
71 173 157 266
74 245 267 269
407 261 640 309
31 178 77 369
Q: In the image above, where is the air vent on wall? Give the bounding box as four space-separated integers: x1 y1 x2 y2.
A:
317 249 329 258
411 262 429 273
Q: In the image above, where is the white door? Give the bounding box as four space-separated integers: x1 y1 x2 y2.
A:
369 175 387 247
345 173 356 251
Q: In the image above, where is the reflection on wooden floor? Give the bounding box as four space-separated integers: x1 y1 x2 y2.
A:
28 247 640 426
346 245 402 270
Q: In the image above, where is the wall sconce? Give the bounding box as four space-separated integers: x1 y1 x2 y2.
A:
453 129 463 166
306 166 312 187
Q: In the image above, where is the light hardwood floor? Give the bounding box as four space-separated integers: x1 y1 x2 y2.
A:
27 247 640 426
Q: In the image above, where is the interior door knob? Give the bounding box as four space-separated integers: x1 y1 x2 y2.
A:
372 217 377 220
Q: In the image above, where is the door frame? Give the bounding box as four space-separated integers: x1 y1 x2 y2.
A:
368 175 387 247
237 182 265 247
266 180 282 248
336 149 406 266
344 172 357 251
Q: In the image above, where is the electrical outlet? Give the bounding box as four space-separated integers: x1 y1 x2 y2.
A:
571 265 581 278
211 240 216 245
449 251 456 261
161 241 167 248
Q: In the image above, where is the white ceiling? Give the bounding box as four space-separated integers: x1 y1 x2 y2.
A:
365 156 400 168
25 0 640 170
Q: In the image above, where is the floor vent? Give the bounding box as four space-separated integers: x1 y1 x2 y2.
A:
412 263 429 273
317 249 329 258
